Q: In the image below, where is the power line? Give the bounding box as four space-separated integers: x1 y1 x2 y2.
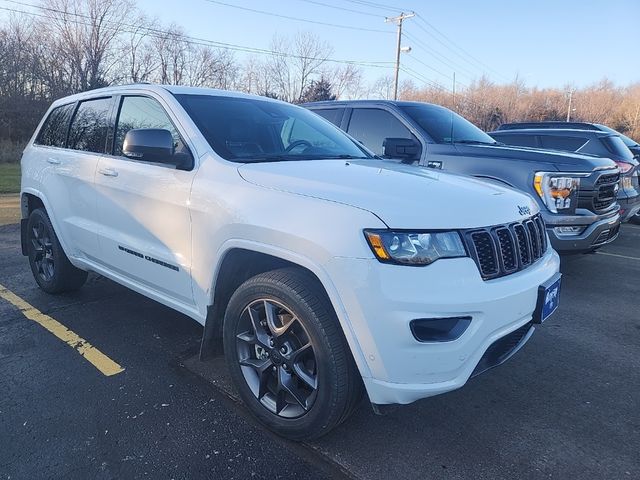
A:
294 0 381 18
414 14 509 82
403 31 479 82
202 0 392 34
343 0 412 14
0 1 396 70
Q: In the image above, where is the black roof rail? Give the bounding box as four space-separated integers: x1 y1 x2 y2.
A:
497 121 600 131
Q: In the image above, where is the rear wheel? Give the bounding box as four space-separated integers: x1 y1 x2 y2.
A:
223 267 363 440
26 208 88 294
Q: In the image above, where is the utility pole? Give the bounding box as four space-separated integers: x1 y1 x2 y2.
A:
385 11 415 100
566 88 575 122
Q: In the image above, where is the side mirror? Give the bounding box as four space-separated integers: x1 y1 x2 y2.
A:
123 129 175 164
383 137 421 160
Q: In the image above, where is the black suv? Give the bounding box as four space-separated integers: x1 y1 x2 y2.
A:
497 121 640 158
489 127 640 223
305 100 621 254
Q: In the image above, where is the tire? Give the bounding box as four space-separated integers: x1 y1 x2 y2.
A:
26 208 88 294
631 213 640 225
223 267 363 440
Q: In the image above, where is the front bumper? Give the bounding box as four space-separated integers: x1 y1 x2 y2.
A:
544 210 621 254
618 194 640 223
325 248 560 405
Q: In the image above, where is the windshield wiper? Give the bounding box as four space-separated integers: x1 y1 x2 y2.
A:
453 139 498 145
321 154 370 159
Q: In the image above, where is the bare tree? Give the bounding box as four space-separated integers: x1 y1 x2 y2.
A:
40 0 135 91
326 64 364 100
266 32 332 103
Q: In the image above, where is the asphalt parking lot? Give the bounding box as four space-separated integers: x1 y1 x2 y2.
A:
1 223 639 480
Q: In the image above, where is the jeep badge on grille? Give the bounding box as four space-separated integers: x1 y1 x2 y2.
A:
518 205 532 216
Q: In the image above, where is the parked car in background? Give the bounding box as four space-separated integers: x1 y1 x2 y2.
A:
20 85 561 440
305 100 622 253
496 121 640 158
489 128 640 223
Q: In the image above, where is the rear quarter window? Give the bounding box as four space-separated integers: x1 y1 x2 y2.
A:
35 103 75 147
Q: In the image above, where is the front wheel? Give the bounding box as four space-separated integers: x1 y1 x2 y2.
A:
223 267 363 440
26 208 88 294
631 212 640 225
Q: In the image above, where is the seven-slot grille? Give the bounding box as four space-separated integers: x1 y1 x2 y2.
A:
464 214 547 280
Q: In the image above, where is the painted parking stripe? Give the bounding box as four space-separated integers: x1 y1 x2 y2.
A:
0 283 124 376
596 251 640 261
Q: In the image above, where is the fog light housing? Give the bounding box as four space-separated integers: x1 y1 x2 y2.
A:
410 316 472 342
553 226 586 236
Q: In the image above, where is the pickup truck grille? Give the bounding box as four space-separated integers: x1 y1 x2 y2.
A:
464 214 547 281
593 171 620 212
595 172 620 186
577 169 620 214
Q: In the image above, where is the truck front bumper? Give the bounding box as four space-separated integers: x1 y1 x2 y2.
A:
618 194 640 223
325 248 560 405
544 210 621 254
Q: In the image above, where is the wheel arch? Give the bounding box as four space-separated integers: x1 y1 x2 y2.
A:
199 245 371 379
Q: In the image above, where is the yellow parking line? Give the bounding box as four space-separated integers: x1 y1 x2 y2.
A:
0 283 124 376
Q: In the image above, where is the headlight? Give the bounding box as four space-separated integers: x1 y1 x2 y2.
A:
364 230 467 265
534 172 580 214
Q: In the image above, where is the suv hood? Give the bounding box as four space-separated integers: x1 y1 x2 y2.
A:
454 143 617 171
238 159 538 229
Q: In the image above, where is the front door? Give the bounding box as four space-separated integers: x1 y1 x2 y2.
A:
94 95 195 305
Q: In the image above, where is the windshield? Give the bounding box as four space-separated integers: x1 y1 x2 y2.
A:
175 94 370 162
595 124 639 148
400 104 497 145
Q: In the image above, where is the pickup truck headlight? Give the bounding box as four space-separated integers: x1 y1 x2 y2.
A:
364 230 467 265
534 172 580 214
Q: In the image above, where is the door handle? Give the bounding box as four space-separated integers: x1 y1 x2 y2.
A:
427 161 442 169
47 157 61 165
99 168 119 177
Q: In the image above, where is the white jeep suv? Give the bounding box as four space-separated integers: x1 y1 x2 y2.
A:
20 85 561 439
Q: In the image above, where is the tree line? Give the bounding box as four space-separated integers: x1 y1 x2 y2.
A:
1 0 638 162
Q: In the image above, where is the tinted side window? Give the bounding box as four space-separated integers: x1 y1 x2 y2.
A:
347 108 416 156
114 96 187 157
539 135 587 152
35 104 75 147
492 133 539 148
312 108 343 126
68 97 113 153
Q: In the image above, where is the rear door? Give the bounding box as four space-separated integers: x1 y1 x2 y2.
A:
33 97 112 260
94 94 196 305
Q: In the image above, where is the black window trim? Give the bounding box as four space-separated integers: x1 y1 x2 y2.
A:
106 93 195 171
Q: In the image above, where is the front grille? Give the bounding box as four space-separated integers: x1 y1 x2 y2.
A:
464 214 548 281
595 172 620 186
593 172 620 212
